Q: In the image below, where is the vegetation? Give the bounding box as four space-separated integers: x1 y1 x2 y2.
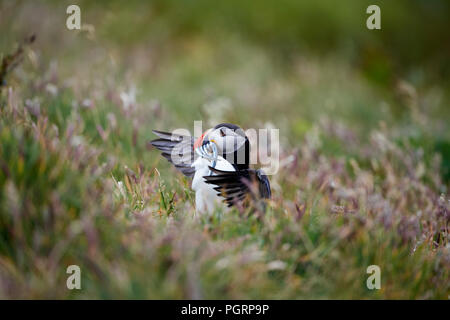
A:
0 0 448 299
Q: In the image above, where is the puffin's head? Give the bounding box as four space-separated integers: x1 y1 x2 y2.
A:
194 123 249 167
207 123 247 154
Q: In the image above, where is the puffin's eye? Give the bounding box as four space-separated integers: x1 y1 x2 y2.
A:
220 128 226 137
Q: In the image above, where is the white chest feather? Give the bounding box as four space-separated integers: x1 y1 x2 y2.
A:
191 156 235 215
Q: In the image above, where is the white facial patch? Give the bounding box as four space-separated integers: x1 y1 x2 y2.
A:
209 127 247 155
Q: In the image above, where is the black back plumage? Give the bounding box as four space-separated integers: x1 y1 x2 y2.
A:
204 167 271 207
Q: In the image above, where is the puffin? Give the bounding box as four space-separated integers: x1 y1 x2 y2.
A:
150 123 271 214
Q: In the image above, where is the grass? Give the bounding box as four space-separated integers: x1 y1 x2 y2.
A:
0 1 448 299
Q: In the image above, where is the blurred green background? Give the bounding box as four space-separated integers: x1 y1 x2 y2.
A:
0 0 449 299
3 0 449 171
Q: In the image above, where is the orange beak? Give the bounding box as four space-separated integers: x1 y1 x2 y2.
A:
193 129 211 150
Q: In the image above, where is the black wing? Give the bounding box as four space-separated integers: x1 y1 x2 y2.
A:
149 130 197 177
204 167 271 207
